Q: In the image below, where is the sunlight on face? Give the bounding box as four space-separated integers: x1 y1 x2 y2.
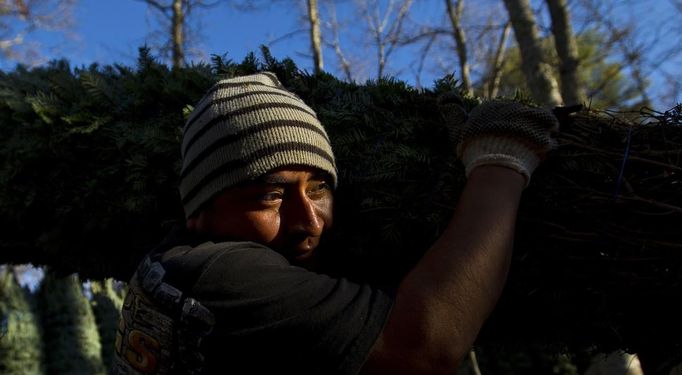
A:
189 166 334 268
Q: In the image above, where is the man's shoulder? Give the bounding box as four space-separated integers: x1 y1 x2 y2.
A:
161 240 286 266
157 240 288 293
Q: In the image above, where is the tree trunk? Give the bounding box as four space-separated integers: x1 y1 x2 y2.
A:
502 0 562 107
445 0 473 95
171 0 184 68
376 29 386 78
307 0 324 74
468 349 483 375
487 20 512 98
546 0 584 105
329 2 353 81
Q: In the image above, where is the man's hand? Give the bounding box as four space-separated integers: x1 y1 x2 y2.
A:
457 100 560 185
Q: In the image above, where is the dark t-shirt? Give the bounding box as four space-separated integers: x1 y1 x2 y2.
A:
154 233 395 374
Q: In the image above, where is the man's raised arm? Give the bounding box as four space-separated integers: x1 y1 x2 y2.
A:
361 101 560 374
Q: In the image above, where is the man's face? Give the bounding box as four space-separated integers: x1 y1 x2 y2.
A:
189 166 334 268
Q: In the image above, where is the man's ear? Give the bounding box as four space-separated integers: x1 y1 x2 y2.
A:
186 216 198 232
186 211 207 233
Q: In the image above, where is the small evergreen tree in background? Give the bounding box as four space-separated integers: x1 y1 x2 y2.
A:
0 267 44 375
38 270 104 375
90 278 124 371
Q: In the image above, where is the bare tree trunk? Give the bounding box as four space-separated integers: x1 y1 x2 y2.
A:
367 2 387 78
469 349 483 375
171 0 185 68
328 2 353 81
445 0 473 95
140 0 218 66
386 0 413 72
502 0 562 107
487 20 512 98
546 0 584 105
307 0 324 74
361 0 413 78
413 32 437 89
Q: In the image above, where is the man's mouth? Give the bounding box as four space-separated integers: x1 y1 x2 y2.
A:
295 239 314 253
289 237 318 260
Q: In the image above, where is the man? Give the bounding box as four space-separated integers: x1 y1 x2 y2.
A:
112 72 559 374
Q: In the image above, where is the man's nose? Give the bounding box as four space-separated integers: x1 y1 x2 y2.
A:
284 193 324 237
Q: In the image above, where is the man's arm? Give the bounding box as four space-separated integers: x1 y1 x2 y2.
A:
360 165 524 374
360 100 560 374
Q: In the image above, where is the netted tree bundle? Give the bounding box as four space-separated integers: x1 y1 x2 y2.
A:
304 78 682 365
488 107 682 366
1 49 680 365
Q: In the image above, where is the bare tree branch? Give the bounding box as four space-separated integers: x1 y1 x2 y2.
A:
142 0 171 17
268 27 308 46
383 0 412 64
398 27 451 45
0 0 76 64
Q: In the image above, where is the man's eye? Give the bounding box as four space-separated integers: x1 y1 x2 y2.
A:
260 191 283 202
308 182 332 196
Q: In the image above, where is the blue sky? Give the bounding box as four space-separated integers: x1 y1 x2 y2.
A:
59 1 298 68
65 1 443 79
2 0 680 108
2 1 310 69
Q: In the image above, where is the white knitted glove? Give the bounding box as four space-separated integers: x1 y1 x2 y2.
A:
457 100 560 185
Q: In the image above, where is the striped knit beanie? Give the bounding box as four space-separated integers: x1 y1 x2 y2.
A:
179 72 337 219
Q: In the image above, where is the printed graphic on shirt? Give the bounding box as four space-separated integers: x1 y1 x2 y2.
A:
113 280 175 374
